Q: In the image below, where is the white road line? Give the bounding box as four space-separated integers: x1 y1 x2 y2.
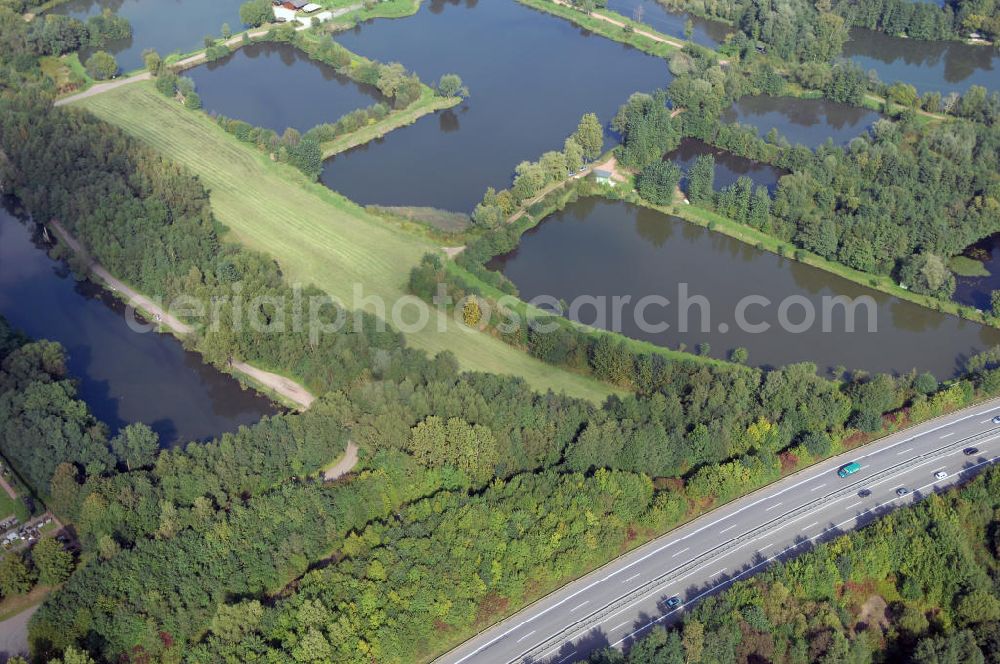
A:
671 547 690 558
712 568 727 576
466 415 1000 664
556 650 577 663
765 502 783 511
803 521 818 530
810 483 827 492
845 501 862 510
897 447 913 455
940 432 955 438
610 621 630 632
570 601 589 613
622 573 640 584
720 524 739 533
516 630 536 643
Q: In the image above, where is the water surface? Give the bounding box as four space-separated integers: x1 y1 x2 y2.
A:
0 200 277 446
490 197 1000 377
322 0 671 212
722 96 881 148
50 0 246 72
605 0 731 48
843 27 1000 94
666 138 786 194
954 234 1000 311
188 42 387 133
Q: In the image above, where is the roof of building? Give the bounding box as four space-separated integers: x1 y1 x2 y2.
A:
594 169 613 179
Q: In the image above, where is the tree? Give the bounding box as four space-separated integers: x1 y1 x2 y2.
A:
591 336 632 385
729 347 749 364
221 23 232 40
636 161 681 205
991 290 1000 315
573 112 604 162
110 423 159 471
899 253 955 299
682 619 705 663
0 554 33 597
686 154 715 206
84 50 117 80
184 91 202 110
463 298 482 327
239 0 273 27
563 137 584 173
286 137 323 180
436 73 466 98
142 48 162 76
31 537 73 586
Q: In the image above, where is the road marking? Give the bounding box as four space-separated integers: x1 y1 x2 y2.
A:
516 630 536 643
622 573 640 584
765 502 782 511
803 521 818 530
712 567 727 576
610 621 630 632
897 447 913 455
845 501 862 510
570 601 589 613
940 432 955 438
671 547 689 558
810 483 827 491
556 651 577 663
720 524 739 534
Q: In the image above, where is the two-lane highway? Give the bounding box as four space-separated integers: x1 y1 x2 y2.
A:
436 397 1000 664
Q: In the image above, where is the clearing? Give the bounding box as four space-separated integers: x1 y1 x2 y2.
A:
77 82 616 402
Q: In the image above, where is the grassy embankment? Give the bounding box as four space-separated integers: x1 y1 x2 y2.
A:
517 0 684 58
78 82 618 402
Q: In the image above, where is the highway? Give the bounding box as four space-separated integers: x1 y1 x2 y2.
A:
436 397 1000 664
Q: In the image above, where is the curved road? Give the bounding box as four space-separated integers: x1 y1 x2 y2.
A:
437 397 1000 664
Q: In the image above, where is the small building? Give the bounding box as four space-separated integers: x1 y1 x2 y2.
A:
594 169 615 186
279 0 309 9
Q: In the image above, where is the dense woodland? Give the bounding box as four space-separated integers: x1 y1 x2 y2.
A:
593 464 1000 664
1 0 1000 661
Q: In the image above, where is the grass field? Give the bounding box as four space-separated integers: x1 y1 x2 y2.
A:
78 83 617 402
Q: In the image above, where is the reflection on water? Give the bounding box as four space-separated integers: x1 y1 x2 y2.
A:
844 27 1000 94
722 96 882 147
188 42 387 133
0 199 276 446
666 137 787 194
49 0 246 72
490 197 1000 377
322 0 671 212
605 0 732 48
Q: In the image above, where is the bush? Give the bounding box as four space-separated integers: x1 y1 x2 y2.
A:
83 50 117 80
239 0 273 27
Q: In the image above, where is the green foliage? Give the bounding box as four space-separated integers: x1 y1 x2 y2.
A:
239 0 273 27
573 112 604 162
30 537 72 586
613 90 680 170
83 50 116 80
436 73 466 98
636 160 681 205
686 154 715 206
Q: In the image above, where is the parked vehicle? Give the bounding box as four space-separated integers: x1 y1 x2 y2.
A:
664 596 682 609
934 471 948 480
896 487 909 497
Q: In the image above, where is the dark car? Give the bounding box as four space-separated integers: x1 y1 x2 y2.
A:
858 488 872 498
664 596 682 610
896 487 909 497
992 415 1000 424
964 447 980 456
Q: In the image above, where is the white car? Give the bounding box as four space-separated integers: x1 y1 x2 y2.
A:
934 471 948 480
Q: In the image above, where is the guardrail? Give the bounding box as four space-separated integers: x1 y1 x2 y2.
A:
513 426 1000 662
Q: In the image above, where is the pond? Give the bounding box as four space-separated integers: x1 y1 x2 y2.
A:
321 0 671 212
954 234 1000 311
49 0 246 72
187 42 387 133
604 0 731 48
666 138 787 194
0 199 277 447
843 27 1000 95
722 95 882 148
489 197 1000 378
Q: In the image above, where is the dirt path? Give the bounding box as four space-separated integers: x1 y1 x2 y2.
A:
0 475 17 502
54 72 151 107
230 361 315 409
323 441 359 480
47 221 317 410
549 0 685 48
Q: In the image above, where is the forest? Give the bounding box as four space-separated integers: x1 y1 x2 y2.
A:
592 463 1000 664
1 0 1000 661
